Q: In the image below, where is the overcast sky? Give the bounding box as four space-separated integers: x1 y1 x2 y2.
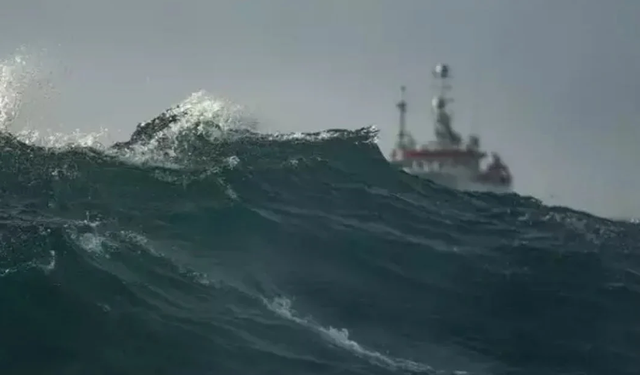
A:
1 0 639 218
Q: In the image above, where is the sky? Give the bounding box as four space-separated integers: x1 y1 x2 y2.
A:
1 0 639 218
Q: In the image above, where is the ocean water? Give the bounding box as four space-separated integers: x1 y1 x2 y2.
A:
2 56 640 375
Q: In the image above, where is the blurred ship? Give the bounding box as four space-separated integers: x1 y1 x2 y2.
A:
389 64 513 192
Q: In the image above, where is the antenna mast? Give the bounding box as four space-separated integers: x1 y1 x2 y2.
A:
431 63 461 146
396 85 407 149
431 63 452 118
433 64 451 97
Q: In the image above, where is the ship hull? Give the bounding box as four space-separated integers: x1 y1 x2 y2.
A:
397 167 512 194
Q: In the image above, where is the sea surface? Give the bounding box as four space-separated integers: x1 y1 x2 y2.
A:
1 90 640 375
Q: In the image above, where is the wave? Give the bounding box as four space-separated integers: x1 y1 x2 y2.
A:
1 54 640 375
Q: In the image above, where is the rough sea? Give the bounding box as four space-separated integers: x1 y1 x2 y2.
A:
1 55 639 375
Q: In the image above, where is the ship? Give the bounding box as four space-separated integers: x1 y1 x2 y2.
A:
388 63 513 193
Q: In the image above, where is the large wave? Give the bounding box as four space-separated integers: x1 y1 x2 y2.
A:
1 50 639 375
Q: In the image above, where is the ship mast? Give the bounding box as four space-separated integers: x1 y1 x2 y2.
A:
397 85 407 149
432 64 461 147
433 63 451 98
394 85 414 152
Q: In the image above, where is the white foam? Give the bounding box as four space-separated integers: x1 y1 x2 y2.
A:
66 224 219 287
0 250 56 277
263 296 436 373
104 90 258 167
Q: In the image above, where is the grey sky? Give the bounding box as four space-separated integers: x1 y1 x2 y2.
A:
1 0 639 218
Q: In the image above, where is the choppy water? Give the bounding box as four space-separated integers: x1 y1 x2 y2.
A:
1 51 640 375
1 110 639 375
